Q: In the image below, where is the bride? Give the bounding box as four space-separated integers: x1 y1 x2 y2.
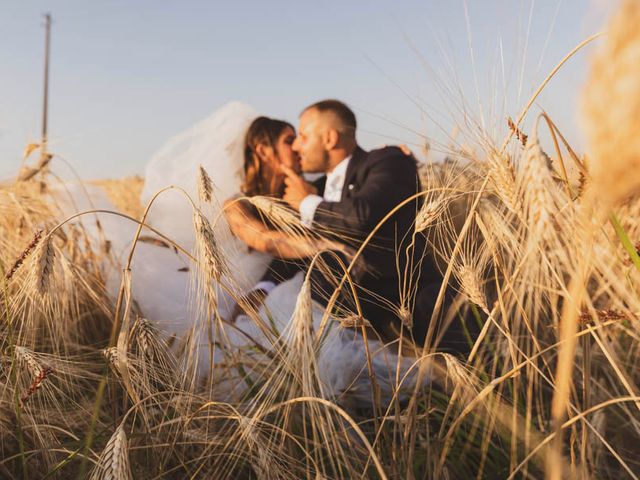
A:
80 101 428 406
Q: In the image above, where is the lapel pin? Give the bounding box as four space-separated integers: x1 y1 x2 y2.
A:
348 184 355 190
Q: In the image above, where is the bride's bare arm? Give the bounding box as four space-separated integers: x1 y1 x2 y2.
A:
223 198 342 259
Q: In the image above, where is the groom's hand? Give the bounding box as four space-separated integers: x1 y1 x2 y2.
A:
282 166 318 211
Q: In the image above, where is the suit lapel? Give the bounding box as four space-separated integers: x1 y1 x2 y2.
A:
342 146 367 197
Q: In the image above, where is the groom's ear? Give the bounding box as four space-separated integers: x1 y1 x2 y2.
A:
324 128 340 150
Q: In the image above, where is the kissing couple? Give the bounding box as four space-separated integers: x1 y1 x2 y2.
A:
223 99 430 345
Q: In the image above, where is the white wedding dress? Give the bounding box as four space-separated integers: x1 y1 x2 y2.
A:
52 101 429 407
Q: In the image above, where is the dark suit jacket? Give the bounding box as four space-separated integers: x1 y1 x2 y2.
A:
261 146 422 334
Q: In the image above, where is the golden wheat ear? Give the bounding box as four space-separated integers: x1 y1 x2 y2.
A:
31 232 55 295
5 229 43 282
583 0 640 206
456 262 489 314
193 209 227 282
415 197 448 234
14 346 54 405
90 422 133 480
487 150 520 213
248 195 312 237
198 165 213 203
518 118 558 242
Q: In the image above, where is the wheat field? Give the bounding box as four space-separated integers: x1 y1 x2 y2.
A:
2 1 640 479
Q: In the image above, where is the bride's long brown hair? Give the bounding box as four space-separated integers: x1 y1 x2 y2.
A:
242 117 294 197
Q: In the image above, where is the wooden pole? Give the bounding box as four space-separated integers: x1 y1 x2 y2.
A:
17 13 53 182
40 13 51 160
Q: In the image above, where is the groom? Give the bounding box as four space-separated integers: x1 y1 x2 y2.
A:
255 99 422 338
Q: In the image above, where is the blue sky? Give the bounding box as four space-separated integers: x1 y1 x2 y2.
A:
0 0 613 179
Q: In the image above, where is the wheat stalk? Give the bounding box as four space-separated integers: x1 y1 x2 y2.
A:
339 315 372 328
5 229 43 281
442 353 472 388
282 277 324 399
288 277 314 347
102 347 119 373
249 195 306 235
583 0 640 205
20 366 53 405
198 165 213 203
397 305 413 329
487 151 520 213
14 346 45 377
193 210 226 282
237 416 272 478
31 232 55 295
90 423 133 480
132 317 156 357
507 117 528 147
457 262 489 314
415 197 447 233
519 122 556 240
14 346 53 405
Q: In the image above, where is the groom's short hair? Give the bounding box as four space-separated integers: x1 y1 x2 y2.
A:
304 99 357 138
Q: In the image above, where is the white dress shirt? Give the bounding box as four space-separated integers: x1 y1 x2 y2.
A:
299 154 352 227
253 155 352 294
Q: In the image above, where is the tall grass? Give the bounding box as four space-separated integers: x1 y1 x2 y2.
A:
2 2 640 478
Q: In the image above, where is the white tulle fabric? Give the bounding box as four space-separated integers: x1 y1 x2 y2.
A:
139 101 275 303
142 101 256 249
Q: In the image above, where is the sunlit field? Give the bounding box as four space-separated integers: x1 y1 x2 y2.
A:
2 1 640 479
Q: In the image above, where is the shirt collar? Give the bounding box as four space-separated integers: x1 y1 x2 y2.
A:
327 154 352 180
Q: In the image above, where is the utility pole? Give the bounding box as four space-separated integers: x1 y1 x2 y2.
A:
40 13 51 162
17 13 53 182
